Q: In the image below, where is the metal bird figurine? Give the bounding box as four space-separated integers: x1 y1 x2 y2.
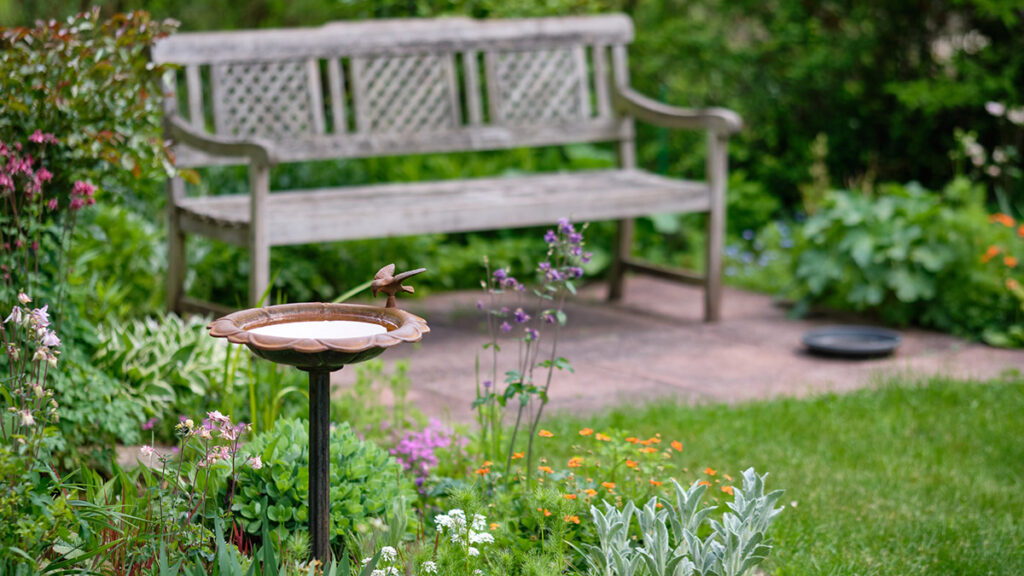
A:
371 264 426 308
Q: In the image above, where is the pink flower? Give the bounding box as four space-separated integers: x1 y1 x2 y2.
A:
47 199 58 210
28 130 57 145
36 167 52 183
17 293 31 305
248 455 263 470
41 330 60 348
72 180 96 197
70 197 85 211
140 445 155 457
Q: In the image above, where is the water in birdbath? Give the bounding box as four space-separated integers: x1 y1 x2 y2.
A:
248 320 387 339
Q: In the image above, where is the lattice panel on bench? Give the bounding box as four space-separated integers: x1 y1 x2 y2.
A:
487 47 590 125
211 60 319 139
352 54 458 134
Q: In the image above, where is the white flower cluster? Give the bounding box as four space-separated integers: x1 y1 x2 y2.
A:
434 508 495 558
362 546 401 576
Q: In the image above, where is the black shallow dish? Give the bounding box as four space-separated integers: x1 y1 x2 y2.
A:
802 325 902 358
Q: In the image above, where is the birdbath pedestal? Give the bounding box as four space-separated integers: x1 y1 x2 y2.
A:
207 266 428 562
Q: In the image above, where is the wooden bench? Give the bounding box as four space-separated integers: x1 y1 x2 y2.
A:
152 15 741 320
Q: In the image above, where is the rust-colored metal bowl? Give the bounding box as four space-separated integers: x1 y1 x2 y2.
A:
207 302 429 371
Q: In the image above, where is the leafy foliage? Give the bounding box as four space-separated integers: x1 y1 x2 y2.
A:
792 178 1019 337
232 419 415 549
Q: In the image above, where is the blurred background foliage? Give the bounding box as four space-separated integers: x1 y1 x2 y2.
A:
3 0 1022 335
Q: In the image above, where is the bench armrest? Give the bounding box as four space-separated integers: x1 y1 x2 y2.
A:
613 86 743 135
166 115 279 166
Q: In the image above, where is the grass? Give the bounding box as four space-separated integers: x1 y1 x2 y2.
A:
537 374 1024 576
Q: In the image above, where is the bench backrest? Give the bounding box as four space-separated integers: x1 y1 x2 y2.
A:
151 15 635 167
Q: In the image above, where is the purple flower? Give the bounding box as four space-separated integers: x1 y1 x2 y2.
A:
569 267 584 279
538 262 551 273
524 327 540 341
483 380 492 390
558 218 574 234
541 311 556 324
569 232 583 244
544 229 558 244
513 308 530 323
581 252 593 264
503 277 519 290
476 299 484 310
500 321 512 333
545 268 562 282
142 417 159 431
493 268 508 281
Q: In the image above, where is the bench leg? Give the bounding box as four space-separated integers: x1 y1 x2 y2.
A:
166 177 186 314
704 132 729 323
608 218 634 301
249 163 271 308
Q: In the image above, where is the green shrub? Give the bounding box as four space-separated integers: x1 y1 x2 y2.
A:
232 419 415 548
93 314 238 437
792 177 1020 338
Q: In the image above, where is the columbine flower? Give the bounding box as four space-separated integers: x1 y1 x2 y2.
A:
29 305 49 328
513 308 530 323
41 330 60 348
493 268 507 281
557 218 574 234
500 321 511 333
17 292 30 305
544 229 558 244
140 445 155 457
4 306 22 325
18 409 35 426
524 327 539 341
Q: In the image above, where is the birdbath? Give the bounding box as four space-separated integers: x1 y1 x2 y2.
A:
207 265 428 562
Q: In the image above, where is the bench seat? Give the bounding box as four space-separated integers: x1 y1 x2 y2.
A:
177 169 709 247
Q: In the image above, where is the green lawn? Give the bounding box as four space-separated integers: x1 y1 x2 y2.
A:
540 375 1024 575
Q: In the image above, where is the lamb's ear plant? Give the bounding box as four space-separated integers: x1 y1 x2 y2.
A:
584 468 783 576
635 497 685 576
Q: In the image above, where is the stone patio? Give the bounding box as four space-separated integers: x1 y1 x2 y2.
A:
334 276 1024 423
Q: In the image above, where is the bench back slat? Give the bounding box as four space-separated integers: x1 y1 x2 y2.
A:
155 15 635 167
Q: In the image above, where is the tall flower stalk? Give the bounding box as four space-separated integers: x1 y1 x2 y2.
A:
474 219 590 487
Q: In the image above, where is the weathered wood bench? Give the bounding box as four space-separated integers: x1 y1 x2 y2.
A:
152 15 741 320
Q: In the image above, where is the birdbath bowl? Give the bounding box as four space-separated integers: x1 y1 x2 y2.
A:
207 302 428 371
206 266 428 563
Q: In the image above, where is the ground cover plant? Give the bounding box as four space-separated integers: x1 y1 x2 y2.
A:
536 375 1024 576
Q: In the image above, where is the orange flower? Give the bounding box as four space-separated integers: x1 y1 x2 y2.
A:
584 488 598 497
538 430 554 438
982 245 1001 263
601 481 616 490
724 474 734 482
489 522 500 530
538 466 554 474
1006 256 1018 268
475 467 490 475
656 503 664 509
1008 278 1021 291
564 515 580 524
670 441 683 452
625 437 639 444
564 493 577 500
579 428 594 436
595 433 611 442
625 459 638 468
990 213 1016 227
721 485 734 496
704 467 717 476
512 452 525 460
650 479 663 486
698 480 711 487
537 508 552 517
1018 224 1024 238
568 457 584 468
638 447 657 454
